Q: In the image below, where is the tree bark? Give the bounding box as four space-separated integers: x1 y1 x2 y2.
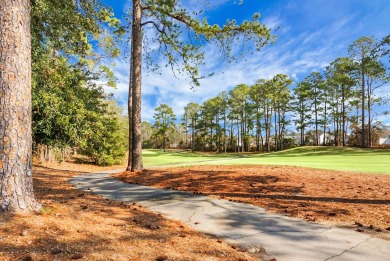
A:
341 86 346 147
323 99 327 146
0 0 41 211
223 110 226 153
131 0 143 171
314 99 318 146
126 32 134 171
361 66 366 148
367 83 372 147
256 107 260 151
191 119 195 152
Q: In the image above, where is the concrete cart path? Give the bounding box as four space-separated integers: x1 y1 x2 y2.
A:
69 169 390 261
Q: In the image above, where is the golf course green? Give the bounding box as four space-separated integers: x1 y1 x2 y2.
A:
142 147 390 174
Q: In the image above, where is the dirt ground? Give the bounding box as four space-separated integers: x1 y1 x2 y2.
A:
115 165 390 240
0 162 258 261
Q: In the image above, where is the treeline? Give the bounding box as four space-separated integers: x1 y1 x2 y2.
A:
30 0 127 165
143 35 389 152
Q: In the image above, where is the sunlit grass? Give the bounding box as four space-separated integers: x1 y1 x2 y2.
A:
142 147 390 174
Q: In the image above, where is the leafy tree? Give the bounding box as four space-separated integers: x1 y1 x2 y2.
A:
219 91 229 153
349 36 375 147
183 102 201 152
364 57 388 146
31 0 121 61
153 104 176 151
325 57 356 146
229 84 250 152
349 36 389 147
271 74 292 150
126 0 274 170
304 72 324 146
82 101 128 166
292 82 312 146
249 81 264 151
348 123 384 147
142 121 153 148
31 0 124 164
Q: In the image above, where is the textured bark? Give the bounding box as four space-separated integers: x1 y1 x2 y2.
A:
0 0 40 211
341 87 346 147
361 68 366 148
131 0 143 171
126 33 134 171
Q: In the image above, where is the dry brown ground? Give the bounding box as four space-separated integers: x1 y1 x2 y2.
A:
0 162 258 261
115 165 390 240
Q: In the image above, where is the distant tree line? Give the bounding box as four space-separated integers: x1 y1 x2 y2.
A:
143 35 389 152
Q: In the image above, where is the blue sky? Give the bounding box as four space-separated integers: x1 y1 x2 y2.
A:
102 0 390 126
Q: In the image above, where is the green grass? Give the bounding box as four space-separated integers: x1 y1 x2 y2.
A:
142 147 390 174
142 149 236 166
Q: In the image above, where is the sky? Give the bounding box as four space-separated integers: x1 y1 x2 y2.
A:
102 0 390 126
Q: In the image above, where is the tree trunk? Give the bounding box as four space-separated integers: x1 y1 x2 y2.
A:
131 0 143 171
126 32 134 171
274 106 277 151
191 120 195 152
367 85 372 147
185 117 188 148
341 88 346 147
323 100 327 146
215 114 220 153
210 125 213 151
223 111 226 153
236 120 240 153
230 124 233 151
314 98 318 146
256 108 260 151
0 0 40 211
361 67 366 148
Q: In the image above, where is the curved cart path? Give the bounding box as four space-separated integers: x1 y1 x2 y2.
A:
69 169 390 261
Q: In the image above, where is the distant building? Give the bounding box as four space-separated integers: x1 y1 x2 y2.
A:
379 136 390 145
317 133 334 145
379 128 390 145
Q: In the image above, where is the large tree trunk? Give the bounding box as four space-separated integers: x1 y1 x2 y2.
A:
130 0 143 171
126 33 134 171
0 0 40 211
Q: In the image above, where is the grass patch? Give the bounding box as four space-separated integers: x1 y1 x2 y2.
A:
142 147 390 174
142 149 238 166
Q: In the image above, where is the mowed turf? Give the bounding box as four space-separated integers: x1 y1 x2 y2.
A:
142 149 235 166
142 147 390 174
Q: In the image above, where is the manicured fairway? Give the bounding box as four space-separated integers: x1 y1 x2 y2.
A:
142 149 234 166
142 147 390 174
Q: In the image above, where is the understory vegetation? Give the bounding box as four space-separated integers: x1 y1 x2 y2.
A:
31 0 127 165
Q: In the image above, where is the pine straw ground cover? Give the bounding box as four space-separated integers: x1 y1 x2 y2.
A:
0 162 258 261
115 165 390 241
